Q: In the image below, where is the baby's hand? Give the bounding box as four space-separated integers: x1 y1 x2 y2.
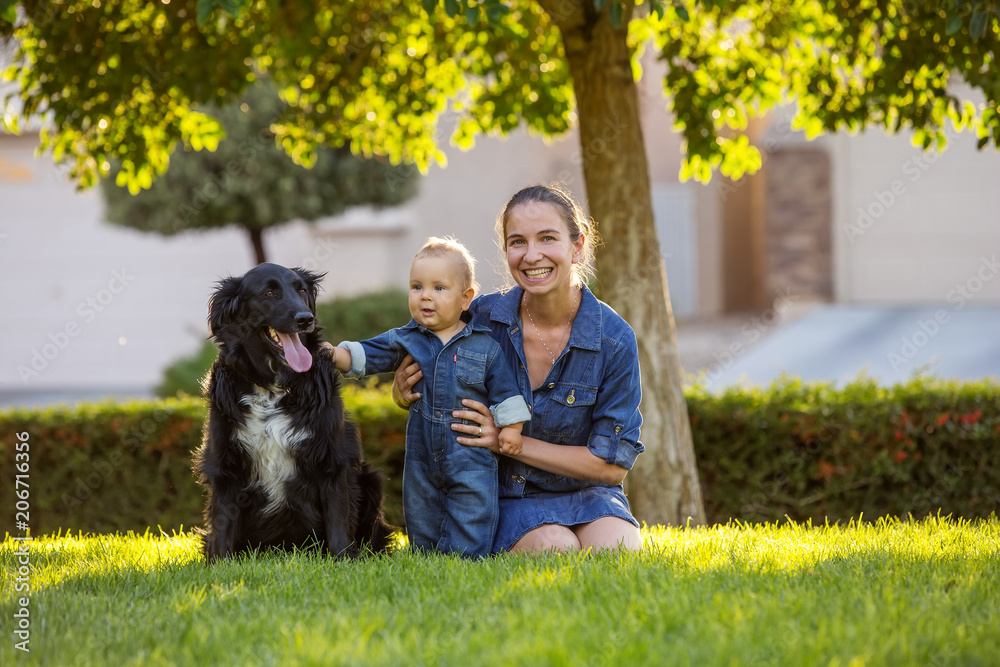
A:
498 425 523 456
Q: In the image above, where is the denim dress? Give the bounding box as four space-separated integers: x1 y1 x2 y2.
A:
468 286 645 553
339 315 530 558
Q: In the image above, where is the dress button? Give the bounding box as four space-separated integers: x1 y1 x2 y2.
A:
514 475 526 484
566 394 575 405
435 410 442 418
547 383 555 389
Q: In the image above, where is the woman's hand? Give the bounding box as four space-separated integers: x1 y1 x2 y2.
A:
452 399 500 453
391 354 422 409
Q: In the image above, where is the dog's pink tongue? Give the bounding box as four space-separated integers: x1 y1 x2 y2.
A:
277 332 312 372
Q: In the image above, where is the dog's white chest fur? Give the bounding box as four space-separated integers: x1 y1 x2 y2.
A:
234 387 311 514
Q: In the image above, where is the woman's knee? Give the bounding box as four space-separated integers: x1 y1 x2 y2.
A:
574 516 642 552
510 524 581 553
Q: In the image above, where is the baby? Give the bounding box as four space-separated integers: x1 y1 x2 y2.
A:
329 237 530 557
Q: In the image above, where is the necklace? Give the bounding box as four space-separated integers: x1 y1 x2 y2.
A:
523 291 580 367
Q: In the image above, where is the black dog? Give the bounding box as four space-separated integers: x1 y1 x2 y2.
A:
195 262 392 560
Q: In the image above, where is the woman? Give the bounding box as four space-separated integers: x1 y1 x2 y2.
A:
394 185 644 553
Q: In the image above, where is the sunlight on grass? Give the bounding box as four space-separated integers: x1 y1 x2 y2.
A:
2 516 998 666
641 514 1000 575
0 529 201 594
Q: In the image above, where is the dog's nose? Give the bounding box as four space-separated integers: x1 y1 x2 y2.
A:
295 313 315 330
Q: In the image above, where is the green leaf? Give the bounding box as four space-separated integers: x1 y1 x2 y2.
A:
443 0 459 18
970 9 988 41
977 134 989 149
674 1 689 21
609 1 624 28
196 0 217 26
485 2 510 24
421 0 438 14
0 0 16 24
595 0 609 9
465 3 479 25
946 14 963 35
194 0 244 26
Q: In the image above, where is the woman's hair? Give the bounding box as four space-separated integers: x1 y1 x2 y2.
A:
495 184 601 287
413 236 480 296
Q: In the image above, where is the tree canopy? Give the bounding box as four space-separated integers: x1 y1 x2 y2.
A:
100 80 419 263
2 0 998 192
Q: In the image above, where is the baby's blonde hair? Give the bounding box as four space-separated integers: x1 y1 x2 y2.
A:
413 236 480 296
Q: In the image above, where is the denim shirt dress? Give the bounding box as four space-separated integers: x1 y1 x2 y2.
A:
468 286 645 552
339 316 531 557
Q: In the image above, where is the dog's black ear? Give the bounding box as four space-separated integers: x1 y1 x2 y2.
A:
292 267 325 310
208 275 243 335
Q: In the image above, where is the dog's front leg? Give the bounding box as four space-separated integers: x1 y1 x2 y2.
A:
204 484 243 561
321 466 361 559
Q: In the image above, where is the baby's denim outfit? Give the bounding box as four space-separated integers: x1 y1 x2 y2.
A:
340 315 530 558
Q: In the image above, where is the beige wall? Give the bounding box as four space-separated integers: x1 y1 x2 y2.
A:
756 104 1000 307
830 128 1000 304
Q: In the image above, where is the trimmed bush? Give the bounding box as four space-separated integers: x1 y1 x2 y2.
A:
2 374 997 536
688 375 1000 524
0 381 407 536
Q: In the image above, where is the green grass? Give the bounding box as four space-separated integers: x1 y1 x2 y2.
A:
2 517 998 666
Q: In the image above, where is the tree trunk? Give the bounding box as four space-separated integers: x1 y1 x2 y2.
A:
540 0 706 526
247 227 267 265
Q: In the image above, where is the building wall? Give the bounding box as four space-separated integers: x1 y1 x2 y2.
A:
757 105 1000 308
830 127 1000 304
764 148 833 304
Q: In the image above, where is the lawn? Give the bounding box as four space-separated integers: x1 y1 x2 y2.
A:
2 517 998 666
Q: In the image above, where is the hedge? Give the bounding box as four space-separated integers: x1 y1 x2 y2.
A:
689 375 1000 524
1 375 997 536
0 380 407 536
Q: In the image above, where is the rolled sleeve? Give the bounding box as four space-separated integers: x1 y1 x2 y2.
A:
337 341 367 379
584 325 645 471
489 395 531 429
587 426 644 470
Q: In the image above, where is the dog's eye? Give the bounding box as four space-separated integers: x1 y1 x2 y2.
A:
299 289 307 295
265 290 275 297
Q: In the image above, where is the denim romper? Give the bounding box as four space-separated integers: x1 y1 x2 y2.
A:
340 316 530 558
468 287 645 553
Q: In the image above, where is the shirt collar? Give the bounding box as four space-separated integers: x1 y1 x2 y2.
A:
491 285 602 352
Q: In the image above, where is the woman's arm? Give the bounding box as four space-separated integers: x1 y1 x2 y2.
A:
452 399 628 486
510 435 628 486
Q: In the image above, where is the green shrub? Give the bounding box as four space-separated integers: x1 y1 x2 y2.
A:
3 374 997 536
0 381 407 536
688 374 1000 524
157 287 410 397
155 339 217 398
314 287 410 346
